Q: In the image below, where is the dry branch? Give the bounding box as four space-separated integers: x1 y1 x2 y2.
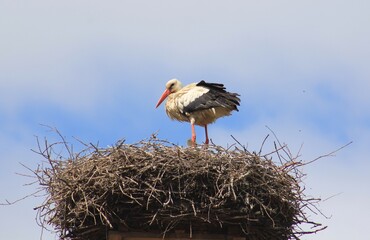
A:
31 134 325 240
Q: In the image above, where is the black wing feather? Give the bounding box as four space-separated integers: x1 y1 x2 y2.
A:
183 80 240 114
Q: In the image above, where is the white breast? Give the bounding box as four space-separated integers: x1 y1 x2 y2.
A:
165 84 206 121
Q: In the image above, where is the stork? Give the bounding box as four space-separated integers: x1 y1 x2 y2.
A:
155 79 240 145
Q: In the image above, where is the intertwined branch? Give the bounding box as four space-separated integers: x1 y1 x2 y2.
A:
31 132 326 240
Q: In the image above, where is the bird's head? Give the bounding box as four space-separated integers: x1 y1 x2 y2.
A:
155 79 182 108
165 79 183 93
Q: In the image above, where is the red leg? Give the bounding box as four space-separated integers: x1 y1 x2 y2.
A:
191 123 196 144
204 125 209 145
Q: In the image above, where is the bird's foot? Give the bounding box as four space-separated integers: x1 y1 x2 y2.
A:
187 139 197 147
186 135 196 147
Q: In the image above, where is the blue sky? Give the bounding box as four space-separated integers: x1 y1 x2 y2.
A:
1 1 369 239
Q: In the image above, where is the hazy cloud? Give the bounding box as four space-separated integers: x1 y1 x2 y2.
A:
0 1 369 239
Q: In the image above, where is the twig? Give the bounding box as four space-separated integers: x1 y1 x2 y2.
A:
25 131 330 240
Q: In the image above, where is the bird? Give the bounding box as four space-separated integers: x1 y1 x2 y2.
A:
155 79 240 145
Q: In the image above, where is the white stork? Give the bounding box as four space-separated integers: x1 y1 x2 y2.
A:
155 79 240 145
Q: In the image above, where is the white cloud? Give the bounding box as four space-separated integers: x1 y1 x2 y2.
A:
1 0 369 121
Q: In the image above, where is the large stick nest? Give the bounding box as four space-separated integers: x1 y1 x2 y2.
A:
32 133 324 240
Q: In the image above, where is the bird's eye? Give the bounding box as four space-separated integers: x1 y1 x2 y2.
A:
169 83 175 89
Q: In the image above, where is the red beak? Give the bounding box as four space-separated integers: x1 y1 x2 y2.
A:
155 89 171 108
